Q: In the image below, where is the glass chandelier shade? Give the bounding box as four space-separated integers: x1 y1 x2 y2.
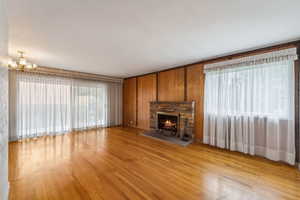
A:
8 51 38 71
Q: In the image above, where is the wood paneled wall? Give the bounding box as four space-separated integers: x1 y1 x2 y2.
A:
186 64 205 142
123 66 205 141
123 78 137 127
158 68 185 101
137 74 157 130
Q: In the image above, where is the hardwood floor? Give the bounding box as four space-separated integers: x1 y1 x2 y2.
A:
9 127 300 200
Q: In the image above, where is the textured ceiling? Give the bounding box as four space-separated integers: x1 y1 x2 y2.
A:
8 0 300 78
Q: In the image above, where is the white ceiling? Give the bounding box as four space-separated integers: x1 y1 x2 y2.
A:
8 0 300 78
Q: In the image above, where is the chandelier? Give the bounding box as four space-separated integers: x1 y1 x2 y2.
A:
8 51 38 71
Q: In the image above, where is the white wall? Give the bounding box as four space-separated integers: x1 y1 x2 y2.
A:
0 0 9 199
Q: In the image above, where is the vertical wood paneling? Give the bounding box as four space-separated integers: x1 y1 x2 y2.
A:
187 64 205 142
158 68 185 101
123 78 137 127
137 74 157 130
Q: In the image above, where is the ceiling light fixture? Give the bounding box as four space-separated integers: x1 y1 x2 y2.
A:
8 51 38 71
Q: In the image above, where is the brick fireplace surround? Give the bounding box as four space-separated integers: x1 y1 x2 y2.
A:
150 101 195 140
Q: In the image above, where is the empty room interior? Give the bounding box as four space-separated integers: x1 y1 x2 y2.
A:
1 0 300 199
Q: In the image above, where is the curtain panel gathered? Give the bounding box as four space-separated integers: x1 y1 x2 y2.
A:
9 71 122 141
203 48 297 165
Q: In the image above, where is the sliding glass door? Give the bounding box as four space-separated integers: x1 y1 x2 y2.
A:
71 80 107 130
10 72 116 140
16 75 72 138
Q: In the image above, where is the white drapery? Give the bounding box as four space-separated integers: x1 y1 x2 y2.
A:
203 48 297 165
9 72 122 141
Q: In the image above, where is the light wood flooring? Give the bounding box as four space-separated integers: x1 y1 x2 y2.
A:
9 127 300 200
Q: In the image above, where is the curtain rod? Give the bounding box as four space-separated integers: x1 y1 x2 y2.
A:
9 66 123 84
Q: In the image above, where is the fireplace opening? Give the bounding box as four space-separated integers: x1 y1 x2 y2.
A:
157 113 178 133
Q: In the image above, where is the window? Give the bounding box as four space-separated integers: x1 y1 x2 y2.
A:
14 74 108 139
18 80 71 135
72 82 107 130
204 61 293 118
203 48 297 165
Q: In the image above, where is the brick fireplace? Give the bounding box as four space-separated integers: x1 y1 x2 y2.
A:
150 101 195 141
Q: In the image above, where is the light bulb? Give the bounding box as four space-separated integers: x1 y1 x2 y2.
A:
26 63 33 69
19 58 27 65
10 61 18 68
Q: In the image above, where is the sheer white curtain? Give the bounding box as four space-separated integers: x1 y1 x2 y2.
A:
71 79 107 130
9 72 122 141
203 48 297 165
